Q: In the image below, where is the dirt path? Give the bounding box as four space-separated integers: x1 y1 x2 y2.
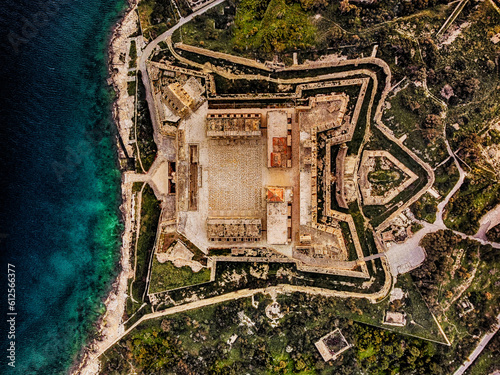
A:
97 263 392 360
435 137 466 227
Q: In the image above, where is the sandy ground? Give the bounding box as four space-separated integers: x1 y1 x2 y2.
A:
71 2 138 374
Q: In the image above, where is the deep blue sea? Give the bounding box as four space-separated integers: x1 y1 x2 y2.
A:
0 0 126 373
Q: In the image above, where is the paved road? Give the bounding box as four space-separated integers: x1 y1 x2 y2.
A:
362 252 386 262
453 314 500 375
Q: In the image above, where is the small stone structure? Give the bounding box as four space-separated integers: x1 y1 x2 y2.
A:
156 240 204 273
163 82 195 117
383 311 406 327
315 328 352 362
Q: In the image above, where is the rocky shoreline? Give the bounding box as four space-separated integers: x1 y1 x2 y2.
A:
71 1 139 374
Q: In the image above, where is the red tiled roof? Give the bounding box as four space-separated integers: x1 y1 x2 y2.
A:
267 188 285 203
271 137 288 167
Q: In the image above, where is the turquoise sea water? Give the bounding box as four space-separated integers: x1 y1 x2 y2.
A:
0 0 126 373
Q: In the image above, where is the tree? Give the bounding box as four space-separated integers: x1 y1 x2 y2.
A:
455 77 480 100
339 0 356 13
422 114 443 129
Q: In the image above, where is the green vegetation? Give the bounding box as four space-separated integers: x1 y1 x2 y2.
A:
158 261 378 308
179 0 316 57
128 40 137 69
208 248 232 256
382 83 447 167
339 221 358 261
130 184 161 305
424 2 500 233
115 3 500 372
411 192 437 223
445 174 500 235
148 257 211 294
348 201 377 258
102 290 453 375
368 169 400 183
363 127 428 227
132 181 143 193
368 158 405 196
127 80 136 97
412 230 500 346
147 257 451 343
178 0 453 62
138 0 179 40
433 157 459 197
465 331 500 375
136 71 157 172
347 80 373 157
232 0 316 54
486 223 500 243
429 3 500 137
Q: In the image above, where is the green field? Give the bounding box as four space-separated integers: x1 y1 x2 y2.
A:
148 257 211 294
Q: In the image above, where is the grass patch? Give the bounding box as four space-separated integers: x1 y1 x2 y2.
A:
412 230 500 347
148 257 211 294
339 221 358 261
233 0 316 55
131 184 161 302
434 157 459 197
363 127 428 227
382 83 447 167
411 192 438 223
127 80 136 97
444 175 500 235
136 71 157 172
128 40 137 69
102 288 451 375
